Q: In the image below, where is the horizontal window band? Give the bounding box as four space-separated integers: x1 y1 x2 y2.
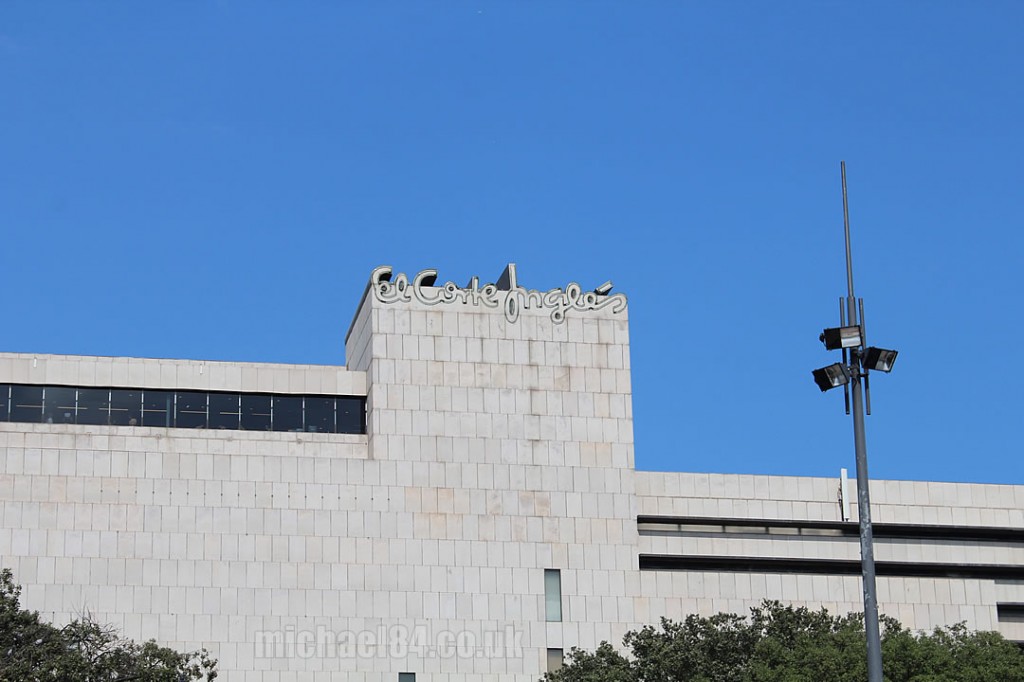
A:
639 554 1024 580
0 382 366 400
998 604 1024 623
0 383 366 435
637 515 1024 544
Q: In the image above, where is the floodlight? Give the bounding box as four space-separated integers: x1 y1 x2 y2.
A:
820 325 862 350
593 281 614 296
812 363 851 392
862 347 898 373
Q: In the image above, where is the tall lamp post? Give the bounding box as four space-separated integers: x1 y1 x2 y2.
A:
811 162 899 682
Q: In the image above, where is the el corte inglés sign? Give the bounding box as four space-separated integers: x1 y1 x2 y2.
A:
369 264 627 324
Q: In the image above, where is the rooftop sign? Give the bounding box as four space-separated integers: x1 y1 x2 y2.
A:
369 264 627 324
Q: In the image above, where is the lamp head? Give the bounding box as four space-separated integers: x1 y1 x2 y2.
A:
820 325 862 350
812 363 851 392
863 347 898 373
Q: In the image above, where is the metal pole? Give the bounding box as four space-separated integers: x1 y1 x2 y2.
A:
842 162 856 299
841 161 884 682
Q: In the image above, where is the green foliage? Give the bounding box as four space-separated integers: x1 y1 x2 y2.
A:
0 568 217 682
556 642 634 682
544 600 1024 682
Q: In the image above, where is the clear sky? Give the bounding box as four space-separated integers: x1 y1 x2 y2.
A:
2 3 1021 484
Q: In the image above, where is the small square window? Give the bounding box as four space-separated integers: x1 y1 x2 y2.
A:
398 673 416 682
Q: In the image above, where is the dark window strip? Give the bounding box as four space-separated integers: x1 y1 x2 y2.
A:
639 554 1024 581
998 604 1024 623
637 515 1024 544
0 383 366 435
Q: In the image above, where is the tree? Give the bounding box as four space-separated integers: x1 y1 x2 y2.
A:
545 600 1024 682
0 568 217 681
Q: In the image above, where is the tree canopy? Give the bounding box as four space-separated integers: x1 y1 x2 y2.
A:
545 600 1024 682
0 568 217 681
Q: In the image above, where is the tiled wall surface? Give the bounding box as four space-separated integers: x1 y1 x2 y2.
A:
0 423 370 679
0 353 367 395
341 292 640 679
0 285 1021 681
635 471 1024 640
636 471 1024 527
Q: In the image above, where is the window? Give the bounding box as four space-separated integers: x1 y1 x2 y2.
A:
108 389 141 426
175 392 208 428
304 397 335 433
544 569 562 622
77 388 111 425
398 674 415 682
209 393 241 430
998 604 1024 623
271 396 303 432
241 394 271 431
337 396 366 434
10 385 43 422
142 390 173 427
0 383 365 434
42 387 77 424
547 649 564 672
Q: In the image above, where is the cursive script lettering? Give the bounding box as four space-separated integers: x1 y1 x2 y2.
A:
368 266 627 324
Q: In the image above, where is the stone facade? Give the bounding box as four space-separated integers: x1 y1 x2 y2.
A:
0 268 1021 681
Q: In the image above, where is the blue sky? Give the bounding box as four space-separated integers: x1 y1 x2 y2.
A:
2 3 1021 484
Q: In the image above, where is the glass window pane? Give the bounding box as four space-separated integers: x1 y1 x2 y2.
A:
544 569 562 622
109 390 141 426
546 649 564 673
42 387 77 425
142 390 174 427
304 398 334 433
10 385 44 423
76 388 111 425
271 396 303 432
175 392 208 428
398 674 415 682
336 397 365 434
0 384 10 422
241 395 271 431
209 393 240 430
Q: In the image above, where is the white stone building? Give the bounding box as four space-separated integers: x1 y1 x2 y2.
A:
1 264 1021 681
